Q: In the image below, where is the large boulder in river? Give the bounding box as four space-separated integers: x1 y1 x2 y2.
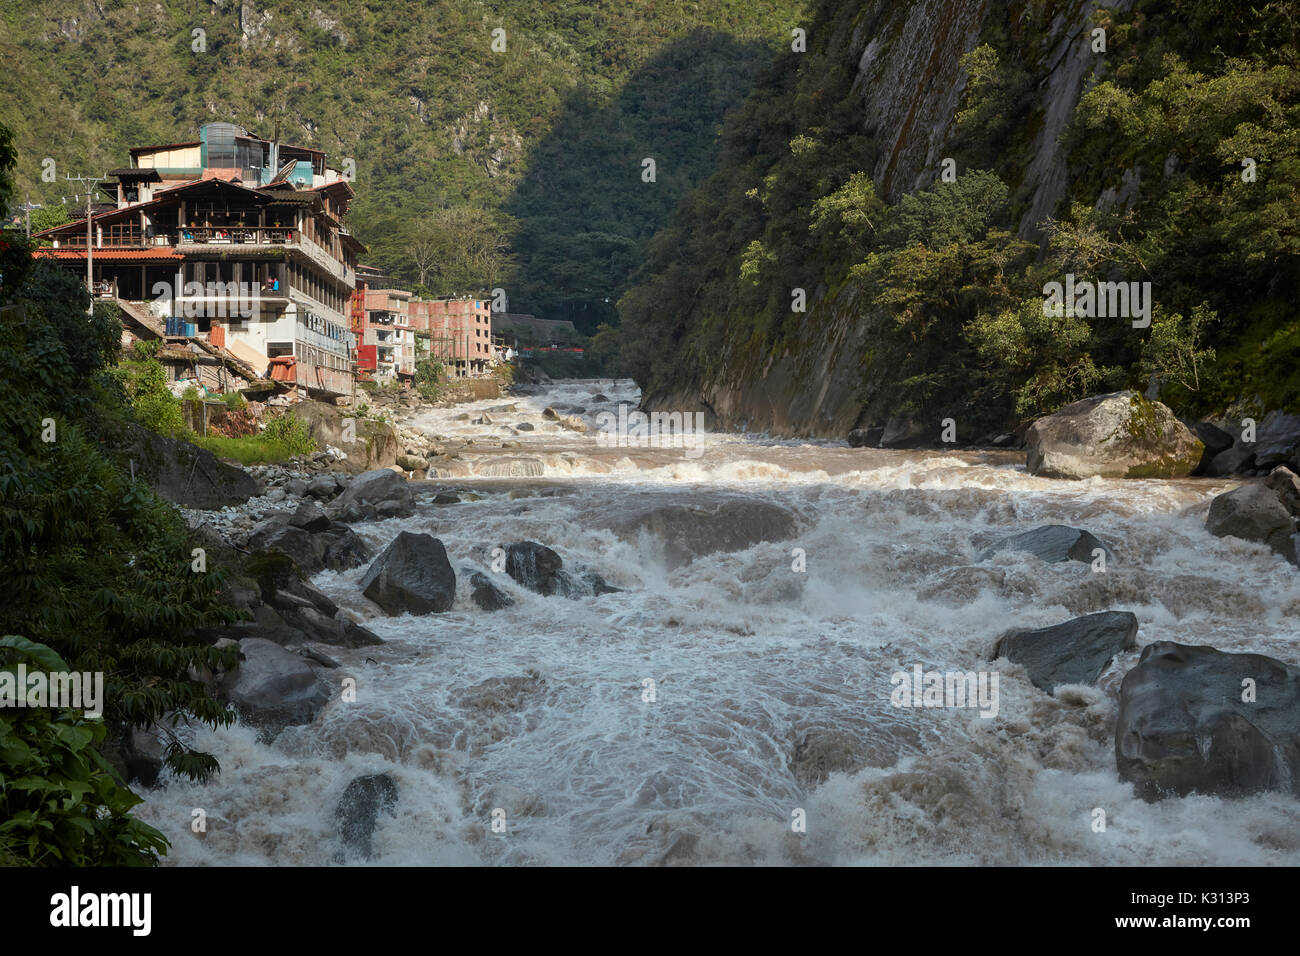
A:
595 493 799 569
218 638 332 738
977 524 1113 565
335 773 398 859
1025 391 1203 479
119 423 258 509
991 611 1138 691
333 467 414 521
360 532 456 614
463 568 514 611
1205 482 1297 561
1116 642 1300 800
503 541 618 598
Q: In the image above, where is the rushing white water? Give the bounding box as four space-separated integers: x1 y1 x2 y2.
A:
138 380 1300 865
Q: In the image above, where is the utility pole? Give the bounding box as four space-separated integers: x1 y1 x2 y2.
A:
64 173 108 317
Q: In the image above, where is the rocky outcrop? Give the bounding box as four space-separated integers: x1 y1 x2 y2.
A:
119 423 258 509
360 532 456 614
991 611 1138 691
977 524 1113 565
1025 392 1203 479
293 400 399 471
1116 642 1300 800
232 549 383 648
218 638 333 738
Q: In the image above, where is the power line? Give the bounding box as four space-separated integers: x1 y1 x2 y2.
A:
63 173 109 317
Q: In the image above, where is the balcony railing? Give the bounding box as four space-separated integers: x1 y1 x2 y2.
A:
176 226 297 245
54 226 298 249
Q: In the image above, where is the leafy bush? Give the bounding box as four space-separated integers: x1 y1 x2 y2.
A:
0 636 170 866
413 357 445 401
262 413 316 456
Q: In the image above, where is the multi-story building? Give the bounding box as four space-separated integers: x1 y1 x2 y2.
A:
408 297 493 377
32 122 364 398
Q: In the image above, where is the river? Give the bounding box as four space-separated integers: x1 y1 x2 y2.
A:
137 379 1300 865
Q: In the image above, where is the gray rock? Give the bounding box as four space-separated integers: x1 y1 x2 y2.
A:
1025 391 1203 479
335 773 398 859
516 422 535 432
218 638 331 738
317 523 371 571
289 500 332 533
502 541 617 599
504 541 566 596
247 517 323 572
468 570 514 611
306 474 343 499
991 610 1139 691
1205 482 1297 560
879 416 929 449
360 532 456 615
1116 642 1300 799
1264 466 1300 515
1253 410 1300 469
1206 443 1256 477
1184 420 1234 474
596 494 798 570
333 468 414 520
285 478 309 498
120 423 258 509
977 524 1114 565
847 426 883 448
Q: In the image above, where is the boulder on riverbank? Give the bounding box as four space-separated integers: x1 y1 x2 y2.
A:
361 532 456 614
246 513 371 573
332 467 415 521
119 423 258 509
1025 391 1203 479
1116 641 1300 800
991 610 1138 691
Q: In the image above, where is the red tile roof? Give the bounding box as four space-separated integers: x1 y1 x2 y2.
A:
33 247 183 260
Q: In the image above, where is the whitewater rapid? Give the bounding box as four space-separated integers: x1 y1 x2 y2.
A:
138 380 1300 865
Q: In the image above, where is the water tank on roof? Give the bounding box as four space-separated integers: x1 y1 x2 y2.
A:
289 161 313 188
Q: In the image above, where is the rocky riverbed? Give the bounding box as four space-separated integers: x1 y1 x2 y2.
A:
128 379 1300 865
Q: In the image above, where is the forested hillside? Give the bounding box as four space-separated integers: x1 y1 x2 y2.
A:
1 0 796 330
612 0 1300 436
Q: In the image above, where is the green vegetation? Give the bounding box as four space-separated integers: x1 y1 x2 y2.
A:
1 121 241 861
0 636 169 866
413 356 446 402
191 412 316 465
615 0 1300 429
